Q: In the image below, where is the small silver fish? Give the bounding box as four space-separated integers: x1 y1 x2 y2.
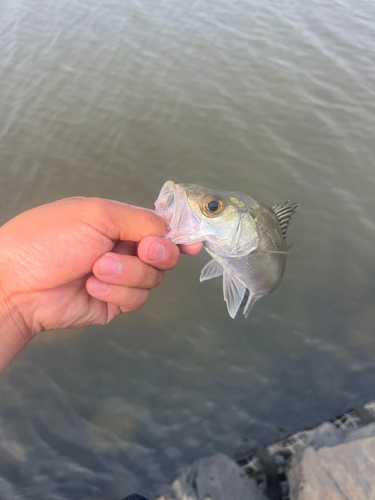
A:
155 181 298 318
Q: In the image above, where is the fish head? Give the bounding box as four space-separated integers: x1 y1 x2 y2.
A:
155 181 259 256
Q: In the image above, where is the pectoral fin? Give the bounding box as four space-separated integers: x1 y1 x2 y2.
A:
200 259 223 282
223 271 247 319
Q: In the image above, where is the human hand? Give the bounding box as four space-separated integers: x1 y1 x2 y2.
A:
0 197 202 372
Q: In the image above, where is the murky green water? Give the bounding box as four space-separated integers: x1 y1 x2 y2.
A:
1 0 375 498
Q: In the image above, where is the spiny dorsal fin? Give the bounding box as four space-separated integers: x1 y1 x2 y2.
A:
272 200 298 239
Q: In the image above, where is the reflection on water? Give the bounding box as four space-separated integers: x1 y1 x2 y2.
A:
1 0 375 497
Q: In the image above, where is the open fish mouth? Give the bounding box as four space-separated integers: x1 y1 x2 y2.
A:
155 181 204 245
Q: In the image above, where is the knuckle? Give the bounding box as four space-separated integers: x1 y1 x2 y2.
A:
136 260 149 285
140 289 149 305
157 270 165 286
139 208 159 227
85 197 108 217
123 289 148 312
148 269 165 289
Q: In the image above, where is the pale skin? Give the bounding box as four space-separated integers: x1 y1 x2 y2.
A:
0 197 202 374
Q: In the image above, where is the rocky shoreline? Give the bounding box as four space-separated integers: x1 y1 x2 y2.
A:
157 402 375 500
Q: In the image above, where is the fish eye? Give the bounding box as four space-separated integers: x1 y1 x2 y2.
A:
207 200 219 211
202 195 224 217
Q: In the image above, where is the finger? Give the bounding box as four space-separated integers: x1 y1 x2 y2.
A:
92 253 165 289
179 242 203 255
137 236 181 270
60 198 169 242
86 277 149 312
95 201 168 241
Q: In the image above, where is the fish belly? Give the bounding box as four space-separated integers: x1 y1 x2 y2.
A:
210 249 286 298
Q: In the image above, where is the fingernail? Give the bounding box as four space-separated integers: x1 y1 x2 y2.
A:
98 256 121 276
90 280 108 293
148 241 165 262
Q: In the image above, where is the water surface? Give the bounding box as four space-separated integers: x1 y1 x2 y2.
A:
1 0 375 498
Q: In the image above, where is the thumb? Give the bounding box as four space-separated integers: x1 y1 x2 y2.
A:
72 197 169 242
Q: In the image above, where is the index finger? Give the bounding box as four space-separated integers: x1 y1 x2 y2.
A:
179 242 203 255
137 236 181 270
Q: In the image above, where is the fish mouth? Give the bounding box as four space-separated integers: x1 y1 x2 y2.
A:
155 181 204 245
154 181 179 226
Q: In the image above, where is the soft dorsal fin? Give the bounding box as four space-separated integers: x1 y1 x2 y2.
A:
272 200 298 239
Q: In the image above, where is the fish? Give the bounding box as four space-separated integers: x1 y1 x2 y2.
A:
155 181 298 318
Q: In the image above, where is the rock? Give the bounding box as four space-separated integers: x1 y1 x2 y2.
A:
288 422 375 500
157 453 267 500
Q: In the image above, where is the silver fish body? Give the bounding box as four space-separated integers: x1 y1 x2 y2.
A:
155 181 297 318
